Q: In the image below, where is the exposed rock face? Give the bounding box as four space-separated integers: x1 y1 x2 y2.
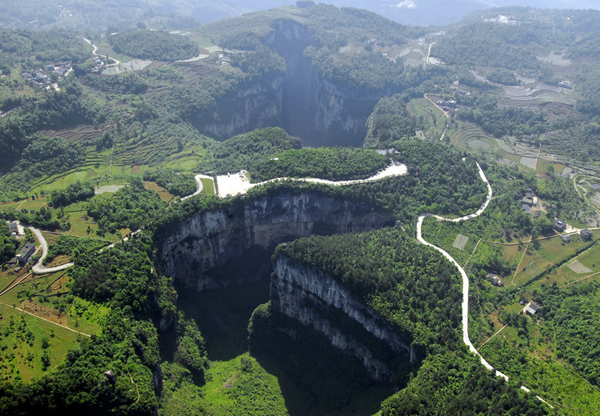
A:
160 192 394 291
201 76 284 139
196 19 389 146
271 254 413 382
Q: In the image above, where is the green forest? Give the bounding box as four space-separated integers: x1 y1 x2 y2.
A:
108 30 199 61
250 147 388 182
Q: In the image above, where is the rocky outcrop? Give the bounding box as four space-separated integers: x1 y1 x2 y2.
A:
160 192 394 291
271 254 414 382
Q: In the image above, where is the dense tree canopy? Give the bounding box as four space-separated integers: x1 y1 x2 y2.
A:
251 147 388 182
109 30 198 61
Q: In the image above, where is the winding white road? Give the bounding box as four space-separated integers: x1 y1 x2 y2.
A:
416 163 503 375
17 157 550 404
26 163 405 274
82 38 121 67
29 226 74 274
216 162 407 198
416 162 551 407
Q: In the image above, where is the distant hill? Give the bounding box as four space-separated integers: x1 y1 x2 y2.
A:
3 0 600 31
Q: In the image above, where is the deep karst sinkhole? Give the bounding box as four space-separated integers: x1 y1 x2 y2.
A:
198 19 387 147
157 192 408 414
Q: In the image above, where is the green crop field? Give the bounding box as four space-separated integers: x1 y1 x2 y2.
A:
200 178 215 196
144 181 174 202
548 239 600 288
421 218 480 265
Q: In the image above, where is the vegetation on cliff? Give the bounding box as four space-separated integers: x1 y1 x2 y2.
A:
276 228 463 348
198 127 302 175
0 232 197 415
1 4 600 415
364 94 423 148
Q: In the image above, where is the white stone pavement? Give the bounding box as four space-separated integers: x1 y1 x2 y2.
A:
216 162 408 198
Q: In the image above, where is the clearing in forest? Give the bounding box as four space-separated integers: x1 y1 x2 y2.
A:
453 234 469 251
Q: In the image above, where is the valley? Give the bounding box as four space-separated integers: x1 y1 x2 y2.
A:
2 3 600 415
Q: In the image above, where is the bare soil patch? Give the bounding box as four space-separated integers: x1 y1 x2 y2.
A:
567 259 593 274
50 274 69 292
95 185 125 194
520 156 537 169
46 254 71 268
453 234 469 251
19 300 67 325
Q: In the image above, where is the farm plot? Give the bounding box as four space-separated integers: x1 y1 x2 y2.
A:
408 98 447 140
447 121 498 153
421 218 480 265
520 156 537 170
549 239 600 287
512 235 591 287
0 303 82 382
567 259 592 274
453 234 469 250
42 124 112 143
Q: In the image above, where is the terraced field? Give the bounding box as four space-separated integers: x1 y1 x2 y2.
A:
0 302 82 381
0 264 109 382
42 124 112 143
448 122 498 152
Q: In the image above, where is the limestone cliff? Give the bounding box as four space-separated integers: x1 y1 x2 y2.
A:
160 192 394 290
270 254 414 382
200 75 284 139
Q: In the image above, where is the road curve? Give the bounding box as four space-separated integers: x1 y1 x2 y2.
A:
416 162 551 406
29 226 74 274
181 174 213 200
416 162 503 375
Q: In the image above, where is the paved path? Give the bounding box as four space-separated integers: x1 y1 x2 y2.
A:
415 161 550 407
424 93 450 119
425 42 436 65
216 162 407 198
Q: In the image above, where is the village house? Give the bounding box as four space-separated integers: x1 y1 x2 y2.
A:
560 234 571 243
16 242 36 265
580 229 593 242
521 189 538 214
8 221 18 235
554 219 567 232
486 273 505 287
558 80 572 89
525 301 540 315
